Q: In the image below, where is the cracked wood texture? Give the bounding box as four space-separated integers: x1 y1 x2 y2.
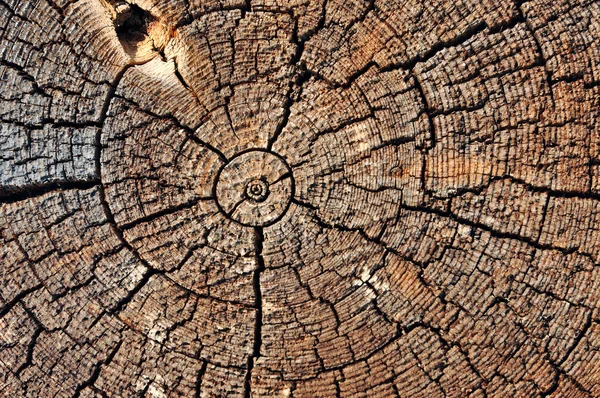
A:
1 0 600 397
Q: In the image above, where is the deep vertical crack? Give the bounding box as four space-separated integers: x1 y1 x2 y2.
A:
94 63 134 182
266 7 314 151
92 62 166 308
244 227 265 398
14 326 43 376
194 361 208 398
72 340 123 397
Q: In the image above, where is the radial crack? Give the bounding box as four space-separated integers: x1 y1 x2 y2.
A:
243 227 265 398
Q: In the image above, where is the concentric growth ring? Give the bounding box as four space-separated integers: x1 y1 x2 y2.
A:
215 150 294 227
2 0 600 396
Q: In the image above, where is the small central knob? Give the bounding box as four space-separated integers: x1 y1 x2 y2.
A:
246 179 269 202
215 150 294 227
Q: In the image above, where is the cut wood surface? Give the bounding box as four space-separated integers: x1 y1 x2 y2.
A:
1 0 600 396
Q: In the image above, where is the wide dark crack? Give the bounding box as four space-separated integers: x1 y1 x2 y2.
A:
243 227 265 398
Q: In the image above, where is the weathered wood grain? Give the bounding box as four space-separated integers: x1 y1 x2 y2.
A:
2 0 600 396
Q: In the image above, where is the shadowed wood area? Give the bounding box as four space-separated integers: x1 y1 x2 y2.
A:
1 0 600 396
